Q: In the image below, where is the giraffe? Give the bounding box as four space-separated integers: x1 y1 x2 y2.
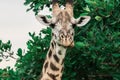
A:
36 0 91 80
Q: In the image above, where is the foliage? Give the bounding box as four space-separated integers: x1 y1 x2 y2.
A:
0 40 14 62
1 0 120 80
15 28 51 80
0 40 17 80
0 67 20 80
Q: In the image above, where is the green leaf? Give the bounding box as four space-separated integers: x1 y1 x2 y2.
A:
112 53 120 58
95 16 102 21
35 3 41 9
17 48 22 57
75 42 86 49
112 72 120 80
36 46 41 50
24 0 32 5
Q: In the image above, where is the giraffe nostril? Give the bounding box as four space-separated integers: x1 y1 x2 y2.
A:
61 35 64 38
65 38 67 40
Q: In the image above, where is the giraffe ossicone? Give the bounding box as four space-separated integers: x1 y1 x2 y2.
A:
36 0 91 80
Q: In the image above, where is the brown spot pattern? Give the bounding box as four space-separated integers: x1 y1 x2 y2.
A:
58 50 62 55
50 62 59 71
47 72 59 80
44 62 48 72
48 50 52 58
53 54 60 63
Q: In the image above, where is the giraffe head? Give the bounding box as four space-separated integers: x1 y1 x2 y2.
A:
36 0 90 48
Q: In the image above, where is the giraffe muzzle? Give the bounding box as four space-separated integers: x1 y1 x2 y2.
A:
62 40 74 47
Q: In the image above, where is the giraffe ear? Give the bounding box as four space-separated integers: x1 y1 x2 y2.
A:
36 15 52 26
75 16 91 27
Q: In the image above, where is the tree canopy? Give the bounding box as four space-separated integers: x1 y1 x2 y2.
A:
0 0 120 80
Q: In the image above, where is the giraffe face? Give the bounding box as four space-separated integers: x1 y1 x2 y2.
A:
51 10 74 47
36 10 90 47
52 22 74 47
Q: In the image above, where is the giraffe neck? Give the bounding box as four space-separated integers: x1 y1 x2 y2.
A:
40 40 67 80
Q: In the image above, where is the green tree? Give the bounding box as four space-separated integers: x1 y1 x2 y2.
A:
20 0 120 80
0 40 18 80
1 0 120 80
0 40 15 62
